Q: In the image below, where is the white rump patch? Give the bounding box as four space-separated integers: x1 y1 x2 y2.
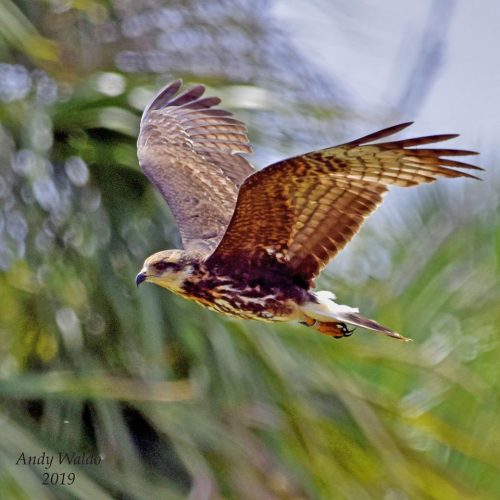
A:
302 290 359 322
301 290 410 341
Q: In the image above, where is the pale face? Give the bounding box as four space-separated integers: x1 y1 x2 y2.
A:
136 249 190 292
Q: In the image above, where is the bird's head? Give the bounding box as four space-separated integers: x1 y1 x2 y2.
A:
136 249 199 292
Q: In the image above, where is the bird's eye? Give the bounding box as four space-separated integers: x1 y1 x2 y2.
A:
154 261 169 272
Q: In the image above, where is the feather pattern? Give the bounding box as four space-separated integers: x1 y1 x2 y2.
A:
137 80 254 253
208 122 481 284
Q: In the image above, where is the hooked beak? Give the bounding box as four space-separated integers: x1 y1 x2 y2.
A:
135 272 147 287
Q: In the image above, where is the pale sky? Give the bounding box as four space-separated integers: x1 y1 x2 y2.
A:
274 0 500 152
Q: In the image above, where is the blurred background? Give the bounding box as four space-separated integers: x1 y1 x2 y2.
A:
0 0 499 498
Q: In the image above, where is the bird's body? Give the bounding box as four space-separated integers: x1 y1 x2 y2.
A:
142 250 306 321
135 80 481 341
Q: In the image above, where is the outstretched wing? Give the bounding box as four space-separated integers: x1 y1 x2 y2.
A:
137 80 254 253
207 123 481 285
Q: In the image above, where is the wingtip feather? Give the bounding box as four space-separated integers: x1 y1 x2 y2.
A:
147 79 183 112
346 122 414 146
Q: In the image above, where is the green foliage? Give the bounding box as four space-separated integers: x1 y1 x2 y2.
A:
0 1 499 499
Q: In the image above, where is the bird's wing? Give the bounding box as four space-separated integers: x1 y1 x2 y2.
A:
207 123 481 285
137 80 255 253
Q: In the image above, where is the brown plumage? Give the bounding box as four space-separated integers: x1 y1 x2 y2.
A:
136 80 481 341
138 80 254 254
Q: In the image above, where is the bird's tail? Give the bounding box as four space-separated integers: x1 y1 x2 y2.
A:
301 291 411 341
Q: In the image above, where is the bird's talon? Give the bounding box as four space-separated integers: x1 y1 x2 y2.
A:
310 321 356 339
344 327 356 337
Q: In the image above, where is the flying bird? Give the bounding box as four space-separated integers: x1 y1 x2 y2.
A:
135 80 481 341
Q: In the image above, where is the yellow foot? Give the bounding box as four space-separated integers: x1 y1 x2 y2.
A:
308 320 355 339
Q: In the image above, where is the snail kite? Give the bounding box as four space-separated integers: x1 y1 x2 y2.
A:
135 80 481 341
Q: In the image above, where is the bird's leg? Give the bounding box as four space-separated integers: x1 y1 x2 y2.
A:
317 321 356 339
302 318 356 339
